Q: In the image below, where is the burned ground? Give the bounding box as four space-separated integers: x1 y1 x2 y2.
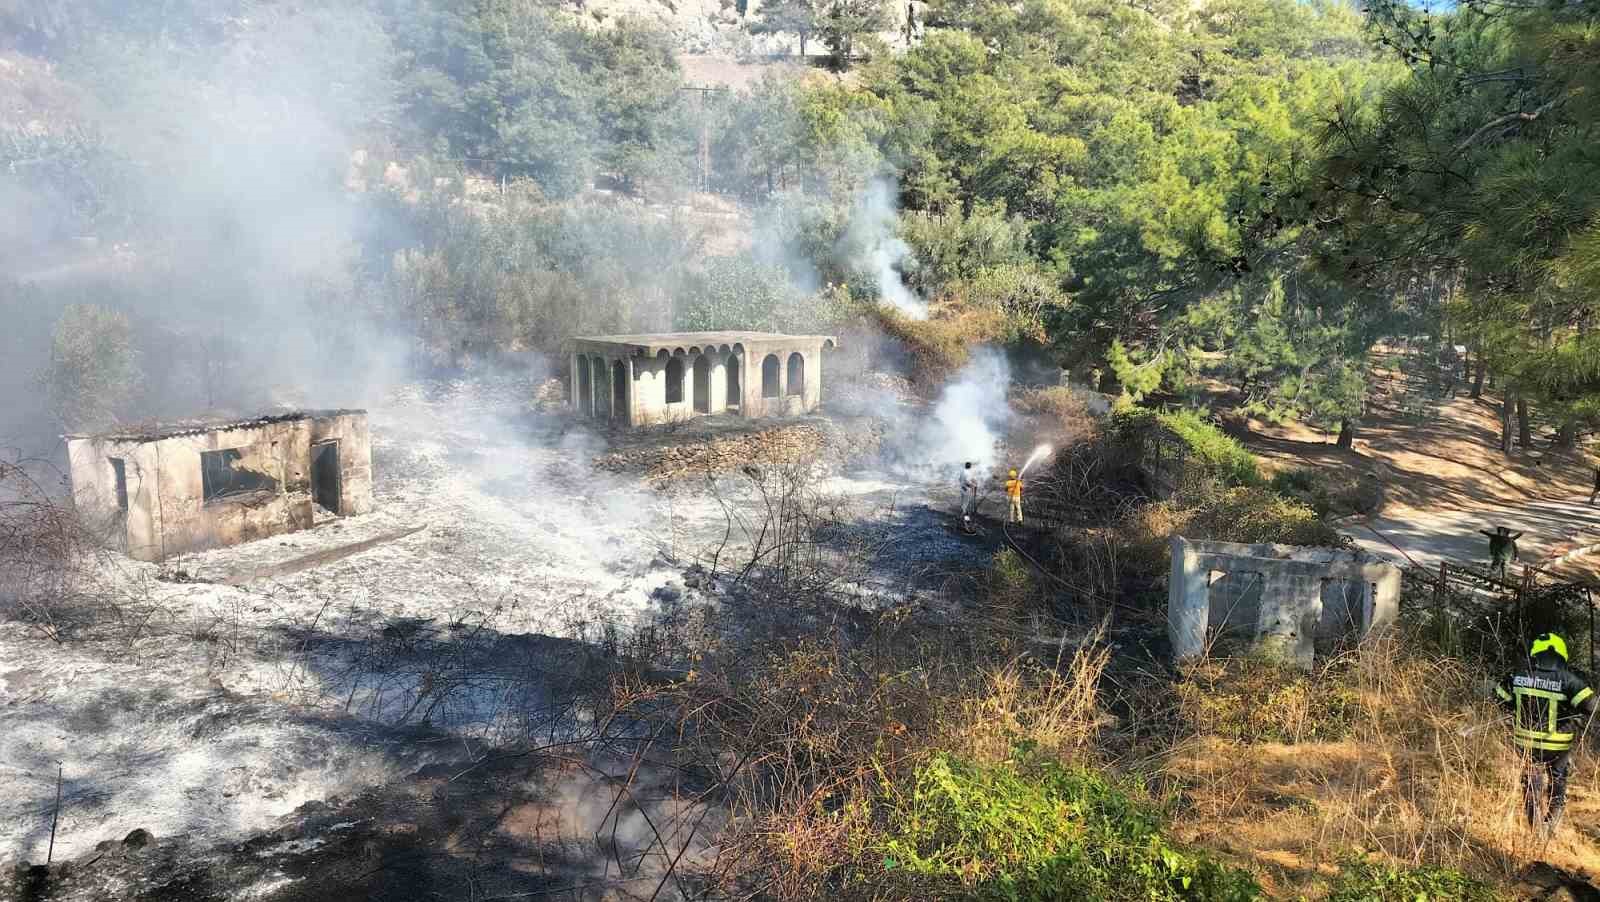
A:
0 376 1001 899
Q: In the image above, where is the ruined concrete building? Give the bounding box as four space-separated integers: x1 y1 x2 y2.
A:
568 331 838 426
66 411 373 562
1168 536 1400 668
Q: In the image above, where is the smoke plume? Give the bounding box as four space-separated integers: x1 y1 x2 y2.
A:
843 177 927 320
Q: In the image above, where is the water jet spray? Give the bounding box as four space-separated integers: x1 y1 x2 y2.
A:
1019 444 1054 476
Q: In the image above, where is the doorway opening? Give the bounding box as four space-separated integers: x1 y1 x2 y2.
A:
311 440 342 518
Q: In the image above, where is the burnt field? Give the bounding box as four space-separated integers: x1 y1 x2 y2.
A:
0 374 1030 899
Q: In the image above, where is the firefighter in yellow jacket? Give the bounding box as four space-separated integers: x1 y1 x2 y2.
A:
1497 633 1597 827
1005 468 1023 525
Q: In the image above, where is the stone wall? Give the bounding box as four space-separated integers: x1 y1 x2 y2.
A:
67 412 373 562
1168 536 1401 667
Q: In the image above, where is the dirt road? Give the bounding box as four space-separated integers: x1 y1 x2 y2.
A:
1350 497 1600 573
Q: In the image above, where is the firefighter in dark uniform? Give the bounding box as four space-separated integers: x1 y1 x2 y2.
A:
1496 632 1597 827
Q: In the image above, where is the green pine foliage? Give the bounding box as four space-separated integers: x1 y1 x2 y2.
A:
1115 407 1264 488
1318 0 1600 438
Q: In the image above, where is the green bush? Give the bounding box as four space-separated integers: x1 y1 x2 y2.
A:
1192 487 1349 548
1113 407 1263 489
1175 658 1362 744
1158 409 1262 487
878 753 1261 900
40 304 143 432
1327 854 1495 902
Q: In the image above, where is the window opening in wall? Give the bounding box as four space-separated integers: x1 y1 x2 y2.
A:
762 354 780 398
786 352 804 396
666 357 685 404
110 457 128 511
201 448 275 502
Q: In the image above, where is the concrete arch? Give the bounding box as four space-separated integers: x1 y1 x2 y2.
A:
786 352 804 397
611 360 628 421
725 354 742 411
692 354 711 413
666 355 685 404
761 354 781 399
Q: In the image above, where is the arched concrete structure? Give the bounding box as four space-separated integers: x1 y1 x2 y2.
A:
610 360 628 422
591 356 607 418
786 352 804 397
665 355 685 404
692 354 711 414
725 354 741 412
566 331 836 426
575 353 592 417
761 354 781 399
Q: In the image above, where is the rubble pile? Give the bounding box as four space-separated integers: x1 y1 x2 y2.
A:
825 372 920 416
593 418 886 481
530 377 566 412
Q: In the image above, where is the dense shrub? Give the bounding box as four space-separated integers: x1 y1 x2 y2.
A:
1326 854 1495 902
39 303 143 432
1174 658 1362 744
873 306 1010 393
1190 487 1349 548
878 753 1261 900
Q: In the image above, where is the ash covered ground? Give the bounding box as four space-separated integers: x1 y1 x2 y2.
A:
0 377 995 888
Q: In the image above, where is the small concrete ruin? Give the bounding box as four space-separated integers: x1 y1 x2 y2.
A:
1168 536 1401 667
66 411 373 562
567 331 838 426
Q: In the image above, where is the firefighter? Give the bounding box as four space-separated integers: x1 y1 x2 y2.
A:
1478 525 1522 579
1005 468 1023 525
1497 633 1596 828
959 461 978 522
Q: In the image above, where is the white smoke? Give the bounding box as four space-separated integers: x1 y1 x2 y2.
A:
870 347 1012 479
845 177 928 320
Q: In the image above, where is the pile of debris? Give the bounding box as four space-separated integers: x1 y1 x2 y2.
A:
826 372 917 415
530 377 566 413
593 418 886 481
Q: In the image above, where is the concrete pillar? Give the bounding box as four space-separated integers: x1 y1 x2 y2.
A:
1168 536 1208 660
570 353 580 414
742 349 757 416
1365 565 1401 637
708 354 727 414
625 356 637 426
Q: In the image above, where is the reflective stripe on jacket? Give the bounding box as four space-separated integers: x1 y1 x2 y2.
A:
1497 658 1597 752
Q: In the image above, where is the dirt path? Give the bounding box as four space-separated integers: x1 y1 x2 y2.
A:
1203 347 1600 576
1349 498 1600 573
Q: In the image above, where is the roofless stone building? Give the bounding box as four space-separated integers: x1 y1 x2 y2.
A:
567 331 838 426
66 411 373 561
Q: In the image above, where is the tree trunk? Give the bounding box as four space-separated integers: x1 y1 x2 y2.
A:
1471 357 1485 398
1501 389 1516 455
1337 418 1355 449
1517 396 1532 449
1557 421 1577 448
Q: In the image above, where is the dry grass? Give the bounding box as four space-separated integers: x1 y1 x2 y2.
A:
626 601 1114 899
1157 634 1600 897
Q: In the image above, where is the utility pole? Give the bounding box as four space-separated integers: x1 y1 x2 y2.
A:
679 85 724 193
